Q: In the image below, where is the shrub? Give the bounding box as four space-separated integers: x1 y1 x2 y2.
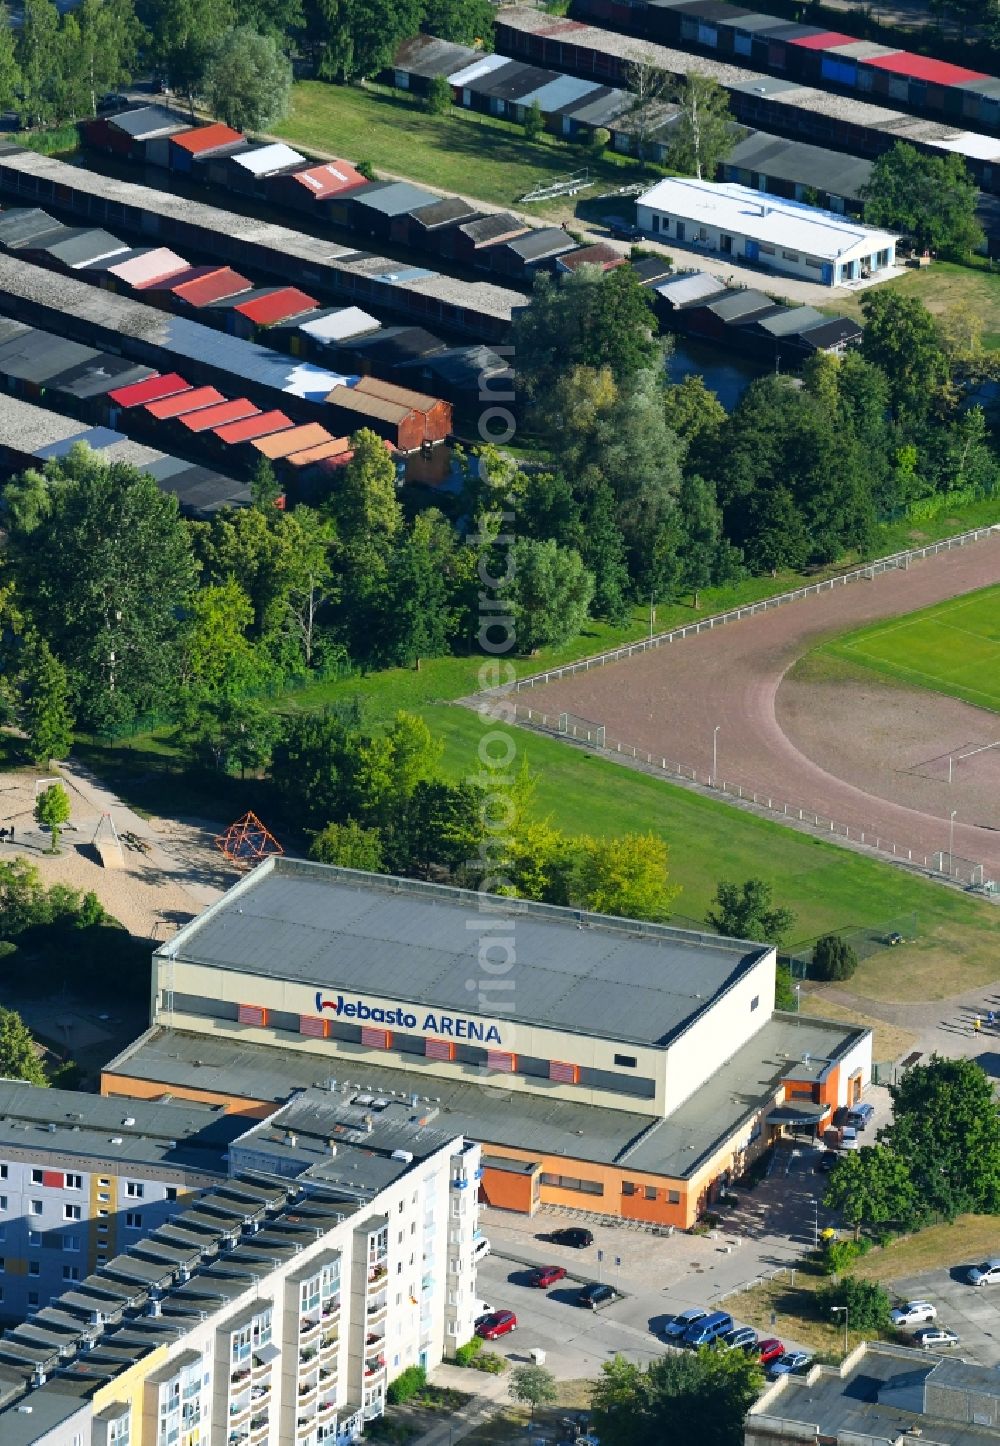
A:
425 76 452 115
454 1337 483 1367
386 1364 427 1404
811 933 859 982
588 125 611 155
822 1239 861 1275
356 159 378 181
823 1276 891 1332
472 1352 508 1373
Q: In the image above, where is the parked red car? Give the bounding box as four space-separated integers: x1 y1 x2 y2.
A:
476 1310 517 1340
758 1337 785 1366
528 1265 567 1288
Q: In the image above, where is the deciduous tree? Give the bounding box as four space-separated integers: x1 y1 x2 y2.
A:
203 25 292 132
570 831 681 920
707 878 795 945
668 73 739 180
509 1364 557 1418
507 538 594 653
824 1146 915 1240
22 637 74 767
310 819 385 871
421 0 494 45
0 1005 47 1086
6 448 197 733
883 1055 1000 1219
34 782 71 854
862 142 983 259
592 1346 762 1446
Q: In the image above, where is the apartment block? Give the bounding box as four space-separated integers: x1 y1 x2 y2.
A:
0 1081 246 1323
0 1086 481 1446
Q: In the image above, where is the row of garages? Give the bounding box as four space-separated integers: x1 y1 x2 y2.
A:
574 0 1000 132
0 200 476 439
0 344 251 518
650 269 862 354
392 32 679 161
495 7 1000 191
82 107 627 289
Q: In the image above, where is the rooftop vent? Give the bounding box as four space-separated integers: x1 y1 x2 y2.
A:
122 1116 136 1127
110 1136 123 1145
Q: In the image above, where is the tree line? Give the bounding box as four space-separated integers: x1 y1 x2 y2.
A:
0 0 496 131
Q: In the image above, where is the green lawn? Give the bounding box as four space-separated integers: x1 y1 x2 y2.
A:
274 80 652 217
827 260 1000 349
423 703 997 996
816 583 1000 713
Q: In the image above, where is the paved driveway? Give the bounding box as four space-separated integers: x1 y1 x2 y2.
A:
889 1267 1000 1365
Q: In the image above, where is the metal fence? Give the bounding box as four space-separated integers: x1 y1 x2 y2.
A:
504 523 1000 698
508 701 993 889
784 914 919 978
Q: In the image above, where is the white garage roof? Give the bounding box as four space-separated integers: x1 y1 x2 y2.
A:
638 176 897 262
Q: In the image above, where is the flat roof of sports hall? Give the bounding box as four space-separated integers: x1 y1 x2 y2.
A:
158 859 771 1049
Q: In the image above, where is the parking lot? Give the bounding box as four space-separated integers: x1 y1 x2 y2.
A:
889 1266 1000 1366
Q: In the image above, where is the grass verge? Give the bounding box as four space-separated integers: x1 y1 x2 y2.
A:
426 704 997 1006
851 1215 1000 1283
827 260 1000 348
814 583 1000 713
275 80 652 218
799 993 917 1065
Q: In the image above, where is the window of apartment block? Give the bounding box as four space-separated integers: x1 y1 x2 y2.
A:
0 1165 7 1179
98 1178 109 1187
65 1174 82 1190
27 1291 38 1307
125 1182 144 1199
668 1190 681 1204
29 1199 42 1215
64 1234 80 1252
614 1054 637 1068
30 1169 43 1184
0 1196 6 1210
28 1231 40 1247
126 1212 142 1230
0 1259 5 1273
28 1262 39 1276
108 1413 131 1446
63 1265 80 1281
0 1227 5 1243
64 1204 81 1221
166 1187 177 1202
0 1287 4 1302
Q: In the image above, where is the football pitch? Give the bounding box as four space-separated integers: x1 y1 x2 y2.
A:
819 583 1000 712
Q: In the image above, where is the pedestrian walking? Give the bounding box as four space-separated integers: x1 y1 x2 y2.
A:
989 1011 996 1029
975 1014 982 1034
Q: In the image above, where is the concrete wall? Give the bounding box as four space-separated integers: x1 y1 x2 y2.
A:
664 949 776 1114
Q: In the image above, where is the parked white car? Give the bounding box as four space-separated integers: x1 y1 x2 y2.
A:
914 1326 960 1350
890 1301 937 1327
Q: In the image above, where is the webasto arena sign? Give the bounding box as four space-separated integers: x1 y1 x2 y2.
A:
316 993 502 1045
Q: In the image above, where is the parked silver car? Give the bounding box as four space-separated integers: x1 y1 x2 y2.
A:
967 1258 1000 1286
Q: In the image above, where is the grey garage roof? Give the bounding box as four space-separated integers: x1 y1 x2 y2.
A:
724 131 873 199
160 858 768 1048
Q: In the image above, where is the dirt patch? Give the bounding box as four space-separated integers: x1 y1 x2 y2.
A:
0 754 238 939
518 535 1000 875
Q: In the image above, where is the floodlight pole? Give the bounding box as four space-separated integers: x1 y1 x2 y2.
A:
950 810 957 875
831 1304 848 1355
712 726 720 785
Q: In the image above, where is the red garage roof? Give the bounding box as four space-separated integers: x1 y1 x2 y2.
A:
144 386 226 420
171 122 243 155
108 373 190 408
789 30 856 49
291 161 367 198
213 411 293 444
234 287 318 326
865 51 988 84
173 268 252 307
177 398 260 433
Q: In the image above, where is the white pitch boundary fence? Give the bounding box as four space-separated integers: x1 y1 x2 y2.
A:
509 701 992 889
504 523 1000 697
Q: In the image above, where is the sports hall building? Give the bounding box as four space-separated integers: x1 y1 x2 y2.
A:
102 860 871 1230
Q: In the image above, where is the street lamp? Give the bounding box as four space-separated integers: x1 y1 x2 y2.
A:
830 1304 849 1355
950 809 957 875
712 725 720 785
794 984 801 1015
